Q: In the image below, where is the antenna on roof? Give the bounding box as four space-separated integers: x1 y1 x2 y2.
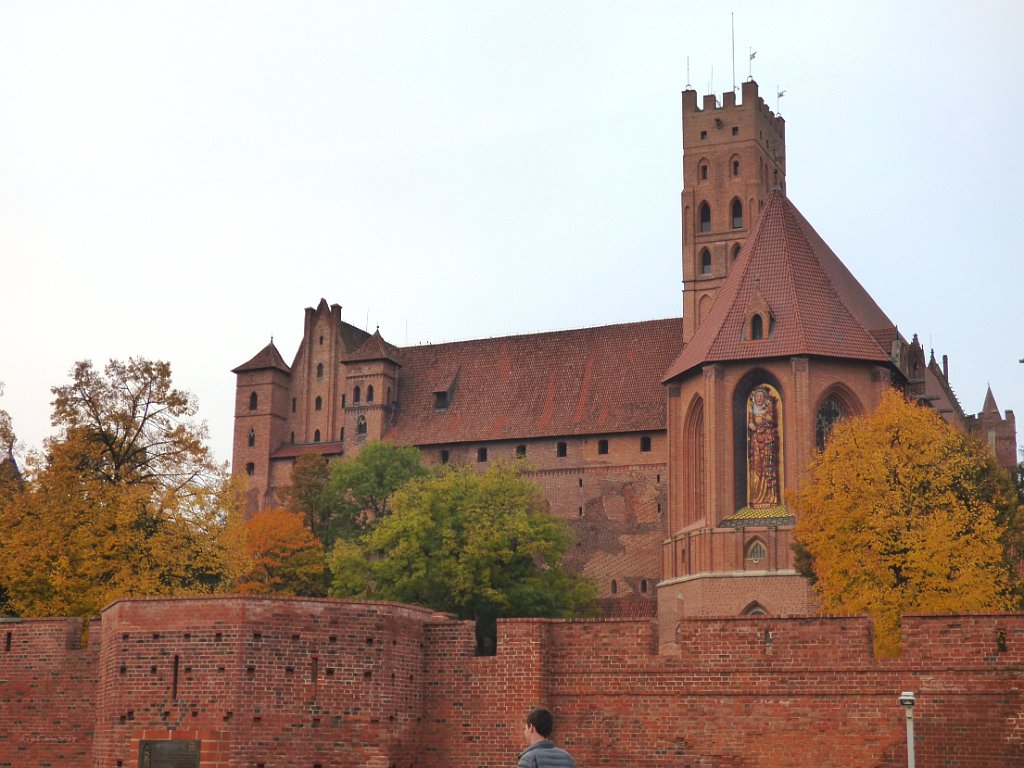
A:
731 13 736 93
749 48 756 81
686 56 691 89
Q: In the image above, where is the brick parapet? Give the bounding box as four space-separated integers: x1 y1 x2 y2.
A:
3 599 1024 766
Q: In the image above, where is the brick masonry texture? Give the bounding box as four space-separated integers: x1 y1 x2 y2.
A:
2 596 1023 767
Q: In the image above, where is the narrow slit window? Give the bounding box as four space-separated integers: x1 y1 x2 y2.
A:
699 202 711 233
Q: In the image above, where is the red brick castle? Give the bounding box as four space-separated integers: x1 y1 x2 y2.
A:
231 81 1016 621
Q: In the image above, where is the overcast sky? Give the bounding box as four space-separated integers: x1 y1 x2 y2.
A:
1 1 1021 466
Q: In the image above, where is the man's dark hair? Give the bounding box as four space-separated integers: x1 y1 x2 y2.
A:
526 707 554 738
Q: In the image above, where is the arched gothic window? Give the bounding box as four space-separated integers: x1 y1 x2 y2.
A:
353 386 361 404
247 428 255 447
313 429 321 443
700 248 712 274
316 363 323 379
731 198 743 228
357 415 367 435
699 202 711 233
248 391 258 410
366 385 374 403
815 395 844 451
746 539 767 562
315 396 322 411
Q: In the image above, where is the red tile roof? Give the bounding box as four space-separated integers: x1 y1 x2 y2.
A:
346 329 403 365
232 341 291 374
386 319 682 445
663 191 896 382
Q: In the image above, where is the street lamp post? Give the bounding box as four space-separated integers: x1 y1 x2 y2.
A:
899 691 916 768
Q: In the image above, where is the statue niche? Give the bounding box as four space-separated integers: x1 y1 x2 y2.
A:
746 385 782 508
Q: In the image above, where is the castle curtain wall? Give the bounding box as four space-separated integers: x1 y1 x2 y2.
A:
3 597 1023 767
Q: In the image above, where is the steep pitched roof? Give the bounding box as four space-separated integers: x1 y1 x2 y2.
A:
346 329 402 365
386 318 682 445
232 340 291 374
663 190 896 382
982 386 1000 416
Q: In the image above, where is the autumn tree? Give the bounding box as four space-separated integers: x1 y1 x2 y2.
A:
235 508 327 596
0 359 245 618
792 389 1018 656
328 463 597 652
316 442 428 546
283 454 332 544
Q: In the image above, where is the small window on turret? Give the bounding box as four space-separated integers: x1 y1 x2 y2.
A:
353 386 361 404
733 159 740 176
731 199 743 229
315 396 322 411
357 416 367 435
317 363 323 379
699 202 711 233
700 249 712 275
367 385 374 403
249 392 258 411
291 398 296 413
248 429 255 447
700 163 708 180
314 430 321 442
245 462 254 476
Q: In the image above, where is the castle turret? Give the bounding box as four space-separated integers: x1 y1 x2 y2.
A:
343 329 402 450
681 80 786 342
231 340 292 512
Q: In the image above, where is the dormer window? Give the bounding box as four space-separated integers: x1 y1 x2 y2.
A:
434 391 450 411
751 314 765 340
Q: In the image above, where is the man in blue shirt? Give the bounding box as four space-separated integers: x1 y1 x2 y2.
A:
518 707 576 768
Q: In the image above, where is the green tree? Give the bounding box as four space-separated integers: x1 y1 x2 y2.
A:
792 389 1017 656
319 441 428 545
235 508 327 596
328 463 597 652
282 454 332 544
0 359 244 618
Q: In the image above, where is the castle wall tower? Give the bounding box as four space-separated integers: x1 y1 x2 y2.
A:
294 301 347 446
231 342 292 511
343 330 402 451
681 80 786 343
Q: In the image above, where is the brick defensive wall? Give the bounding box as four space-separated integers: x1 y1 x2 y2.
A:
1 596 1022 767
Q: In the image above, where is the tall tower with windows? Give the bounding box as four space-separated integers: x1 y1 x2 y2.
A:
681 80 786 343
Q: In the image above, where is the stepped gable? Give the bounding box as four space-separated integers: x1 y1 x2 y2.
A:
346 328 402 365
663 190 895 382
387 318 682 445
231 340 290 374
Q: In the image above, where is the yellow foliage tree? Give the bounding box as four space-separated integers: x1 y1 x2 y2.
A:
0 359 246 618
792 389 1017 656
235 508 327 596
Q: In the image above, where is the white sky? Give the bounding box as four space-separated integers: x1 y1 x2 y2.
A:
1 1 1021 466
